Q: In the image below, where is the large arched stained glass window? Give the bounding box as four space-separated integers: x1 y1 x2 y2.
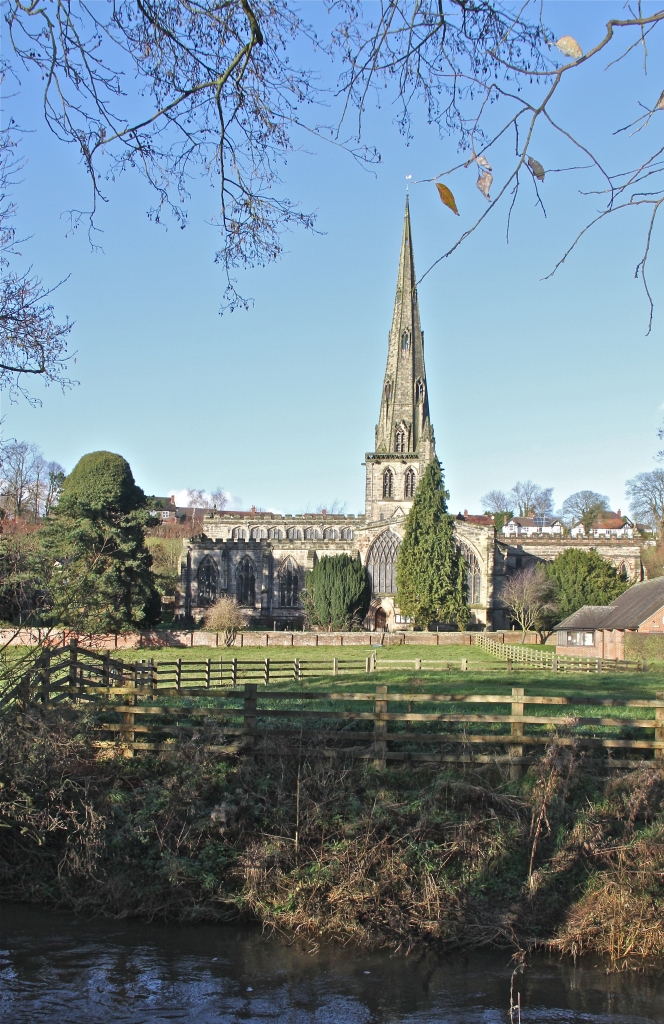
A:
197 556 219 606
367 530 401 594
460 543 482 605
237 557 256 607
382 468 394 498
279 557 299 607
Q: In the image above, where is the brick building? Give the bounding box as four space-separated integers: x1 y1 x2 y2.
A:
556 577 664 659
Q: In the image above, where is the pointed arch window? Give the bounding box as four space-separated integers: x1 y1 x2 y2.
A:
279 558 299 607
268 527 282 540
232 527 246 540
460 543 482 606
340 528 354 540
286 527 302 540
401 331 410 352
236 557 256 607
415 379 425 403
304 527 319 540
323 528 337 540
197 556 219 606
404 468 416 498
382 468 394 499
250 527 266 540
394 429 406 453
367 530 401 594
384 381 392 403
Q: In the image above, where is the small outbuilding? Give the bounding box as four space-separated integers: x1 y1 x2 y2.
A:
555 577 664 659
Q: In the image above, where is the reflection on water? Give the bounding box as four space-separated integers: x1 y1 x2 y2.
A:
0 904 663 1023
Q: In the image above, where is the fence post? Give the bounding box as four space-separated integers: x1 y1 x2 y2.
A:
206 658 211 689
122 669 136 758
69 637 78 692
597 658 603 674
461 657 467 672
415 658 421 671
366 655 371 674
232 657 238 687
264 657 270 686
176 657 181 691
510 686 525 781
374 684 388 768
243 683 258 750
656 692 664 762
333 657 339 677
102 649 111 689
507 656 512 672
40 647 51 705
151 658 157 700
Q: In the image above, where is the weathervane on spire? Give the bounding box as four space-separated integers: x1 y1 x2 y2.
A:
406 174 412 193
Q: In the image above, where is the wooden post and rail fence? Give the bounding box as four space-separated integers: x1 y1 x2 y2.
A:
1 642 662 769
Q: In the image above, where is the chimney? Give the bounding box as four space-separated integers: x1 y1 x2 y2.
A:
322 508 327 517
251 505 256 516
170 494 175 505
464 509 468 516
616 508 621 518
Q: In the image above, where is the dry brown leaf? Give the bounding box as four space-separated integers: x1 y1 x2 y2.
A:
555 35 583 60
476 171 492 201
528 157 545 182
435 182 459 215
656 89 664 111
475 154 492 171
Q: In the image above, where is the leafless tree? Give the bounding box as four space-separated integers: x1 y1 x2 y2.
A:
560 490 610 532
0 131 74 401
183 487 227 510
481 489 512 514
510 481 554 518
0 440 64 520
203 595 248 646
626 470 664 534
502 565 555 643
4 3 663 321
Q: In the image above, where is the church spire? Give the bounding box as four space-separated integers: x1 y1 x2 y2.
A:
364 198 436 524
375 196 433 456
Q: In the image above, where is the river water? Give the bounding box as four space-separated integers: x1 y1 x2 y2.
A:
0 904 663 1023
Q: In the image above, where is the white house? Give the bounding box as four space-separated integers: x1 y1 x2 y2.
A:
501 515 564 539
569 510 634 540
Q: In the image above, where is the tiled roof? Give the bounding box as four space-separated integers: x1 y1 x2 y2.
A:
556 577 664 630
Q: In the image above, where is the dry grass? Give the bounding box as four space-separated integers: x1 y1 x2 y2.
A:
2 710 664 968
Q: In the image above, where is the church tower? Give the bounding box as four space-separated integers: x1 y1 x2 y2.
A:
365 197 436 522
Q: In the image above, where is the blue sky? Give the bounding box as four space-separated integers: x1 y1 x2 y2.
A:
1 1 662 517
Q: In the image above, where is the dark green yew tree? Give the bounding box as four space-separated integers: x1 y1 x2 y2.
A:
303 554 371 631
544 548 629 622
396 458 469 630
41 451 161 632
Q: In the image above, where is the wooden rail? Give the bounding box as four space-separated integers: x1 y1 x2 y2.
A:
475 635 643 673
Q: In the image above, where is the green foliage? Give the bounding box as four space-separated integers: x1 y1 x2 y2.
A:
146 536 183 596
0 530 46 624
396 459 469 630
303 554 371 630
544 549 629 623
40 451 161 632
492 510 513 533
624 632 664 661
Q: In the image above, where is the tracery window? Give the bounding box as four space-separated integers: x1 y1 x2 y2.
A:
395 429 406 453
382 468 394 498
279 558 299 607
404 468 416 499
250 527 266 540
401 331 410 352
304 527 319 540
384 381 392 403
367 530 401 594
268 528 282 540
232 527 246 540
323 528 337 540
415 379 425 403
197 556 219 606
286 528 302 540
236 557 256 607
460 543 482 605
340 528 354 540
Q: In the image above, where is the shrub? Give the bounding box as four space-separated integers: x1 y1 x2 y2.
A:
203 596 248 645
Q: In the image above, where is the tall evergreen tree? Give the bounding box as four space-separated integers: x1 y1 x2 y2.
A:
41 451 161 632
303 554 371 631
544 548 629 622
396 459 469 630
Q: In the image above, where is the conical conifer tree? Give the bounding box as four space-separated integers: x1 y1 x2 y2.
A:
395 458 469 629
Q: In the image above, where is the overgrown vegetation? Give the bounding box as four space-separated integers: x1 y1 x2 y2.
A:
2 708 664 969
544 549 629 621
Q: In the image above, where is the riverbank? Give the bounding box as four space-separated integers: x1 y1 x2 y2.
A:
2 706 664 970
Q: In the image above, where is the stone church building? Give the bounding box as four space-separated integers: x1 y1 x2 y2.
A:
175 200 642 631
